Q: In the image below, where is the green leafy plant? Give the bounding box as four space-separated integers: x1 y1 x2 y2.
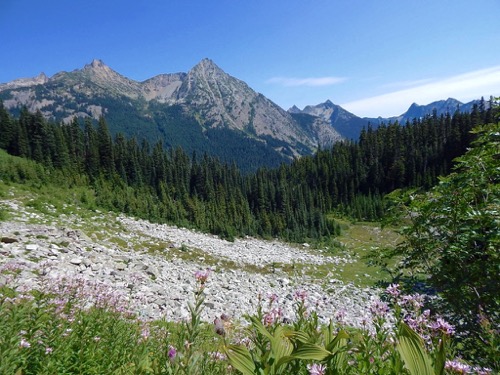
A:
386 121 500 369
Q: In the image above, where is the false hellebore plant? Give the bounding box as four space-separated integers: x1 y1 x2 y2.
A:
223 284 492 375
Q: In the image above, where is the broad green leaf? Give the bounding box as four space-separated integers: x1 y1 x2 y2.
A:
249 315 274 341
275 355 296 369
325 329 349 352
225 344 256 375
294 330 312 343
271 326 294 361
291 343 331 361
396 323 434 375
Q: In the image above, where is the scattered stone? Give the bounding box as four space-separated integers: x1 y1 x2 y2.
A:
116 263 126 271
0 202 377 325
70 257 82 265
1 237 18 243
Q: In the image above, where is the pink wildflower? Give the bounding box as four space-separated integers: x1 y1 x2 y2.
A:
263 307 282 326
19 338 31 348
168 346 177 362
195 269 210 284
335 309 347 324
430 317 455 336
140 326 150 341
267 292 279 304
370 300 389 317
214 317 226 336
209 351 227 361
445 359 472 374
307 363 327 375
294 289 308 302
385 283 401 298
399 293 424 309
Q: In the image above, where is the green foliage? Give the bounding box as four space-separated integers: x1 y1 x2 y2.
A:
0 100 491 244
2 263 495 374
388 121 500 367
396 323 437 375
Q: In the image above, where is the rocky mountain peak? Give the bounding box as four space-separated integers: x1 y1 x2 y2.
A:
0 58 347 164
0 71 49 90
81 59 119 79
72 59 142 99
192 58 219 71
186 58 227 84
37 72 49 82
85 59 108 70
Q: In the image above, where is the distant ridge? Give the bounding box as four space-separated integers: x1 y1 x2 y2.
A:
0 59 342 171
289 97 488 139
0 58 492 169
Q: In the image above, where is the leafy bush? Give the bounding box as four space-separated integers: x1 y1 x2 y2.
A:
386 121 500 368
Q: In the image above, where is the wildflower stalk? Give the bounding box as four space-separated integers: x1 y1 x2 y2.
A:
177 269 210 374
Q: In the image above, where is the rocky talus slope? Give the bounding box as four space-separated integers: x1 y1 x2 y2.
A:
0 194 378 326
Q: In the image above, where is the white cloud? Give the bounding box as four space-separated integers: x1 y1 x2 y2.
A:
267 76 347 87
341 66 500 118
379 78 435 90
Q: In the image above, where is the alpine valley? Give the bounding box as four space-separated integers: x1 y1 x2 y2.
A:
0 59 483 171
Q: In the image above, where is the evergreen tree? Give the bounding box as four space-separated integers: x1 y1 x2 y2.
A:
97 116 114 177
83 118 99 180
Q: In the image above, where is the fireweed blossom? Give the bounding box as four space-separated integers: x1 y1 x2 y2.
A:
263 308 283 326
194 269 210 285
307 363 327 375
267 292 279 305
294 289 308 302
168 346 177 362
429 317 455 336
385 283 401 299
19 338 31 348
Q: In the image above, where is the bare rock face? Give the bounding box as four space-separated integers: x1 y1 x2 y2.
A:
0 72 48 90
141 72 186 102
0 58 343 161
175 59 318 154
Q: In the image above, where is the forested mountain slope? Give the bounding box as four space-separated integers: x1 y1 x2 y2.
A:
1 101 493 242
0 59 341 172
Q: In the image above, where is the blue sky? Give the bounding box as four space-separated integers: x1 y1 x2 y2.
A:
1 0 499 117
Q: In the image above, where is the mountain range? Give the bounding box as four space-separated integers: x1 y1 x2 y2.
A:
0 59 484 170
289 98 482 140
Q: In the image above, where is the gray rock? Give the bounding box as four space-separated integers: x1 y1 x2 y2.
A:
70 257 82 265
0 207 378 327
116 263 126 271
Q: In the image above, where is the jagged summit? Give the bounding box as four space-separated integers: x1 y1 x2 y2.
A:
80 59 123 78
84 59 108 70
402 98 464 119
195 57 217 67
288 105 301 114
0 58 343 168
0 71 48 89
